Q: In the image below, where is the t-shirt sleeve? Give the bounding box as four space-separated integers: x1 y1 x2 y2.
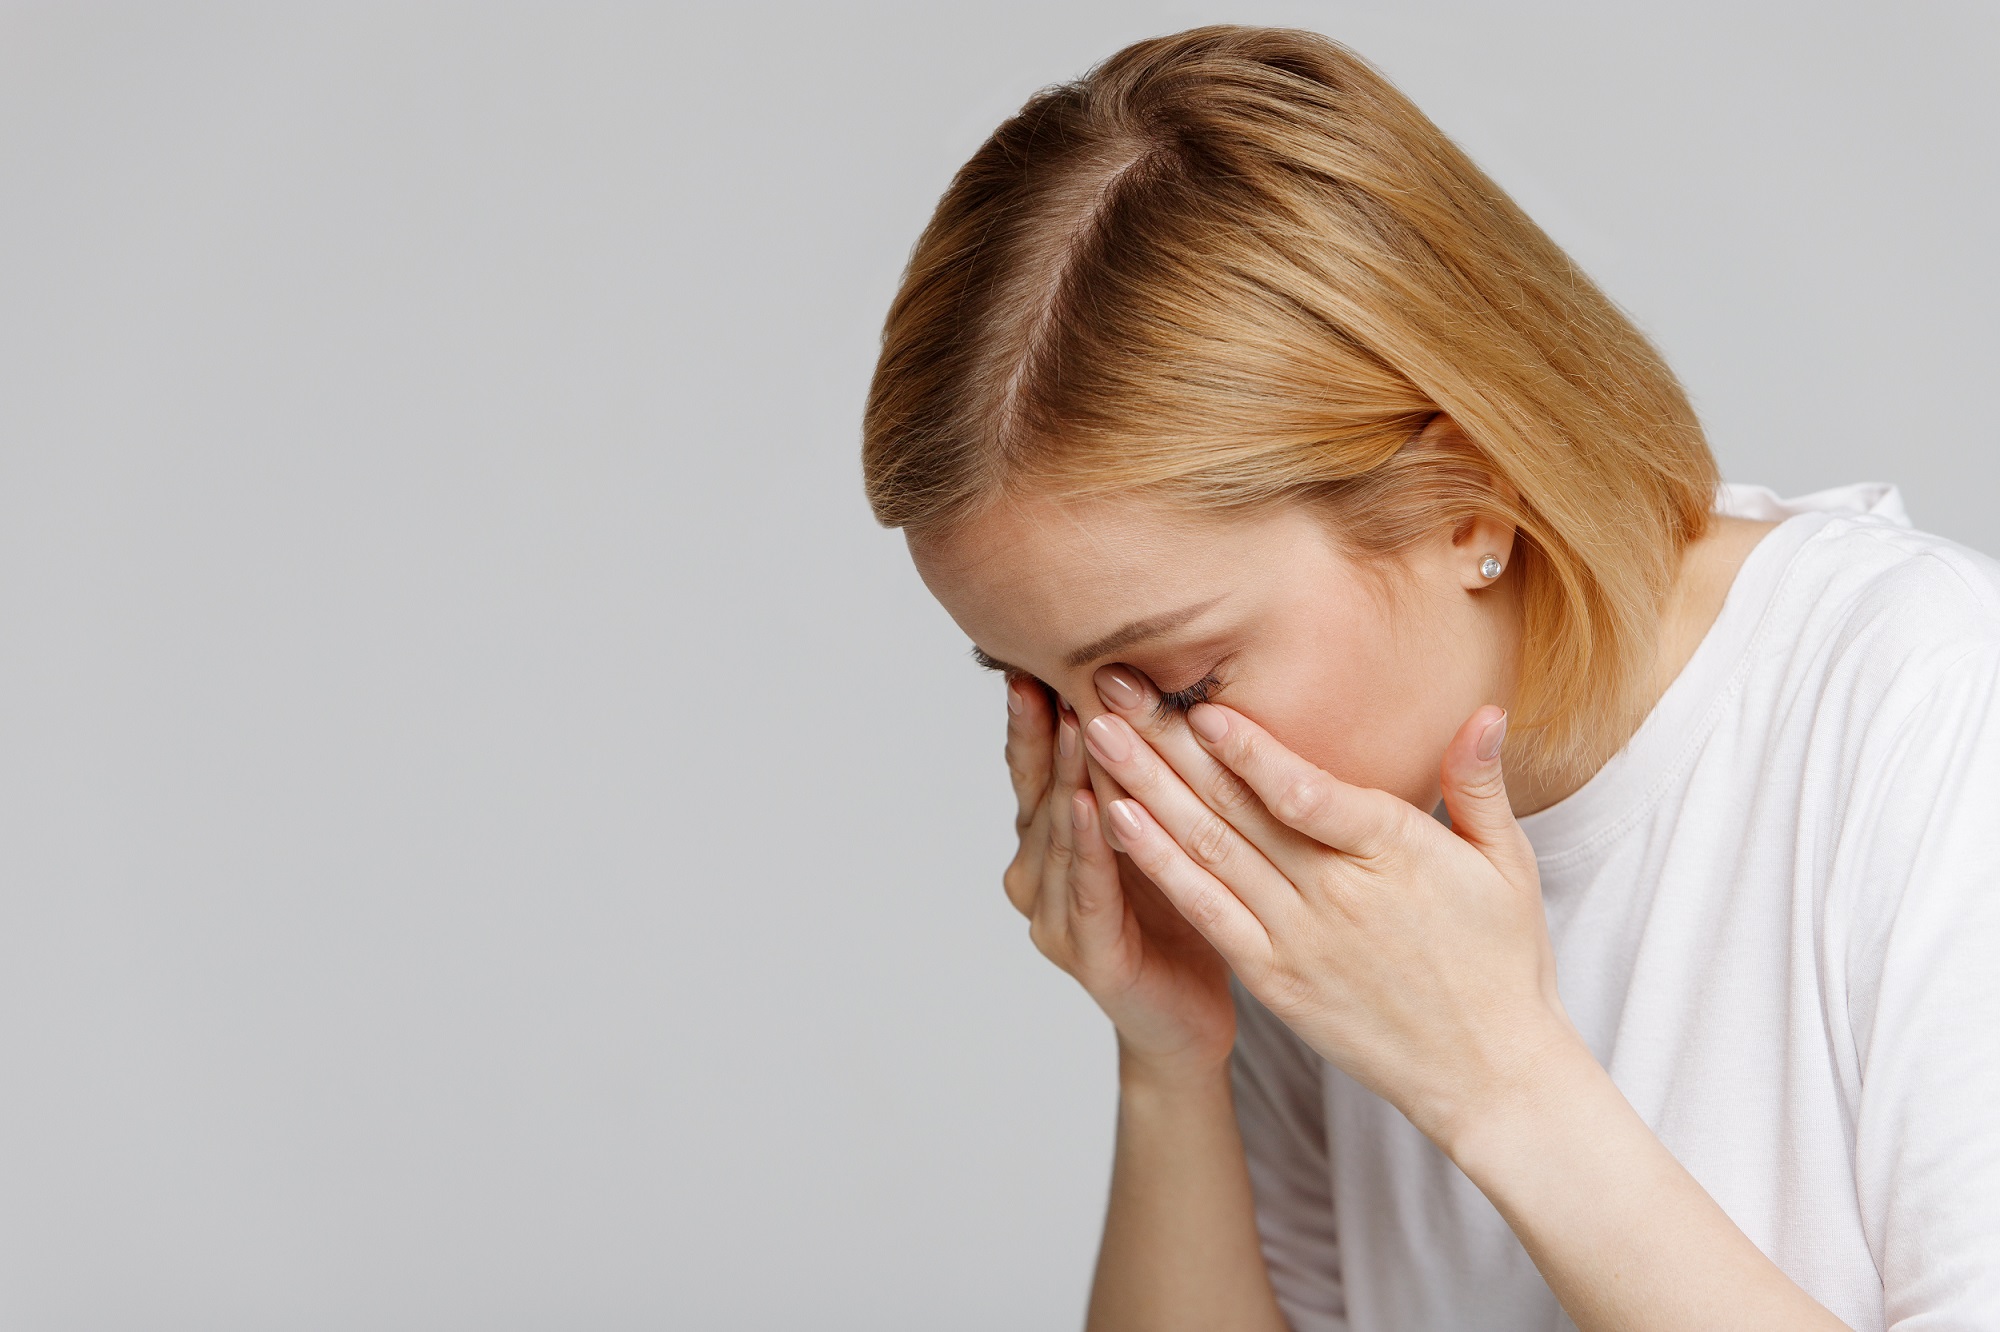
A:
1837 642 2000 1327
1227 971 1347 1332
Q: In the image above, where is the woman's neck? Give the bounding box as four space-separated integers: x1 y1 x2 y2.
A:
1504 513 1786 818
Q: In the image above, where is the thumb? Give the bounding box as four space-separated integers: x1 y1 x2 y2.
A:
1439 706 1529 866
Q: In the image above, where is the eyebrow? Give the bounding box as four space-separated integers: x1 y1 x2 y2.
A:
969 594 1227 677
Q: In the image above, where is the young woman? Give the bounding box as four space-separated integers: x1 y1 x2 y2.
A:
861 25 1999 1332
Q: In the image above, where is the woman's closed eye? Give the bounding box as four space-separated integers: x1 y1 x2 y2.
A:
1154 669 1222 718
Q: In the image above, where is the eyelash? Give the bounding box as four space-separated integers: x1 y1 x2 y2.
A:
973 644 1221 718
1155 670 1222 717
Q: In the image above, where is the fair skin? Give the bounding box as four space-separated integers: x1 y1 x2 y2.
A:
909 459 1852 1332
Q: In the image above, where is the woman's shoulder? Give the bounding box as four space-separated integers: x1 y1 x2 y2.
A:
1747 486 2000 692
1754 496 2000 864
1726 490 2000 969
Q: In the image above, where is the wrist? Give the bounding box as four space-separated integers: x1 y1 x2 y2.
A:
1432 1026 1611 1177
1116 1037 1232 1097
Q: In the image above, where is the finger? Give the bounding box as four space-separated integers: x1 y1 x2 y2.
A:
1064 786 1130 963
1437 705 1539 884
1081 748 1181 936
1084 746 1187 936
1182 701 1406 862
1094 663 1303 861
1104 796 1272 971
1003 676 1056 835
1002 842 1041 919
1082 707 1297 924
1032 696 1088 950
1080 745 1131 852
1001 679 1057 920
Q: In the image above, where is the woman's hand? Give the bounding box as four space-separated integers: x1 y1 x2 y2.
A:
1078 665 1587 1151
1000 676 1237 1083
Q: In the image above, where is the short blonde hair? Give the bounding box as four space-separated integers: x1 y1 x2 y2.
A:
862 24 1720 784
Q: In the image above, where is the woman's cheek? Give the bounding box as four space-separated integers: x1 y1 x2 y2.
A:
1239 697 1346 775
1248 698 1430 804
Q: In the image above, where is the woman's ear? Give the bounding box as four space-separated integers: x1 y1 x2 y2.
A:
1455 513 1519 590
1410 413 1521 589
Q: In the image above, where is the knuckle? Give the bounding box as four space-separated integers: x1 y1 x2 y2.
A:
1004 743 1040 790
1186 811 1234 870
1276 773 1330 827
1044 834 1075 868
1260 964 1315 1018
1183 886 1230 934
1206 766 1257 816
1002 859 1035 914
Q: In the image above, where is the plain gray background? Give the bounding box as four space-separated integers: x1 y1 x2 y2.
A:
0 2 1993 1327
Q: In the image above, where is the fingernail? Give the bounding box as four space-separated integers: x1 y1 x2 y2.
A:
1477 710 1508 762
1107 799 1145 841
1006 680 1023 715
1071 790 1092 831
1095 665 1147 712
1058 716 1077 758
1187 702 1227 743
1084 713 1133 763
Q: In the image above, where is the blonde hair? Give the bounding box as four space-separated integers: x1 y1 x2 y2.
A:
861 24 1720 785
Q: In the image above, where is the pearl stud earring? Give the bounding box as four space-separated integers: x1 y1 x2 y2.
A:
1480 555 1504 579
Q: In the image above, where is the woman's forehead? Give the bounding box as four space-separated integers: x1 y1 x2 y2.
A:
911 491 1322 580
909 496 1350 673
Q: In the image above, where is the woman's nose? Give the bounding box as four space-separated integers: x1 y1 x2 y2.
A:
1059 690 1108 730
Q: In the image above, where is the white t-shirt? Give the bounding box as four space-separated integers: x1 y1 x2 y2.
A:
1230 480 2000 1331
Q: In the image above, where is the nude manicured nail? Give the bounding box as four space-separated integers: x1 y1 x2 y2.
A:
1187 703 1228 743
1084 714 1133 763
1108 799 1145 841
1071 790 1092 831
1478 710 1508 762
1095 665 1146 711
1006 681 1023 715
1059 716 1077 757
